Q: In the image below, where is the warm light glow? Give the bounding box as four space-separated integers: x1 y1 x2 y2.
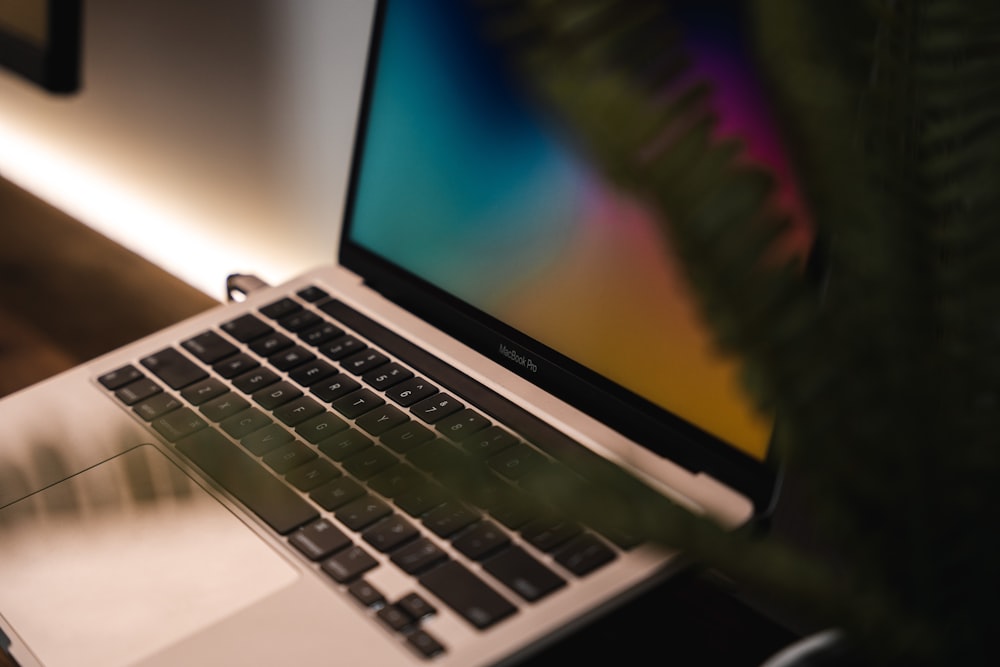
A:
0 120 298 300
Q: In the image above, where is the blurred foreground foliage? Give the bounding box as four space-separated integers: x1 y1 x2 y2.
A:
465 1 1000 663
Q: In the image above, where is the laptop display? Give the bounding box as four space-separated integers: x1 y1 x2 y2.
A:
344 0 809 495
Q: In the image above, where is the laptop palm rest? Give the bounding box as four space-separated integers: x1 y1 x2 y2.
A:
0 445 298 667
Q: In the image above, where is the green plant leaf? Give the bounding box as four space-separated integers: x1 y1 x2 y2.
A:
475 0 1000 662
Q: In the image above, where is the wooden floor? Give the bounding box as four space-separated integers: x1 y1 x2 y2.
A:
0 176 218 398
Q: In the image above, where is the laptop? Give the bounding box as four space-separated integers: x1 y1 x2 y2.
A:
0 0 803 664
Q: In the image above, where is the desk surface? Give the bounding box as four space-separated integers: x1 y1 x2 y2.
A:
0 177 800 666
0 177 219 394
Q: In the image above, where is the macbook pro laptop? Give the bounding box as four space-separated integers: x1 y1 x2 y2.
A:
0 1 805 665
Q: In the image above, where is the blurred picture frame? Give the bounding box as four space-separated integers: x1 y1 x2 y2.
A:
0 0 81 93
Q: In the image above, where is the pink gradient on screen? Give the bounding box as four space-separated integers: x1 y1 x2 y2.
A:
689 48 814 255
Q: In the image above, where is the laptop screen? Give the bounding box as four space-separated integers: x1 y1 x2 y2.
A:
342 0 811 484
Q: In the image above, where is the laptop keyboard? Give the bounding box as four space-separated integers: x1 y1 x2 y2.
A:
96 285 634 660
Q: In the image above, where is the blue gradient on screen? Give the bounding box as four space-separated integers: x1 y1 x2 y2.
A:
351 0 582 306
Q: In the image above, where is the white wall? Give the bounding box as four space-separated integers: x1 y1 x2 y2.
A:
0 0 374 300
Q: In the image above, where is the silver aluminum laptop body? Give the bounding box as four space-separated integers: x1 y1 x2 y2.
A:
0 1 786 665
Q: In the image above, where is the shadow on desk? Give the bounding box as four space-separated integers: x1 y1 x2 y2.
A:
519 567 799 665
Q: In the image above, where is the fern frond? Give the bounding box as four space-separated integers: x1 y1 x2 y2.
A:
478 0 1000 662
749 0 1000 660
474 0 852 629
479 0 825 410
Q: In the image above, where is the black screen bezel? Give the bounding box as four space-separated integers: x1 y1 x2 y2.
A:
339 0 781 514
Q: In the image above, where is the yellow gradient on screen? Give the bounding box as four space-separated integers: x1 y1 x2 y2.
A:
500 192 772 460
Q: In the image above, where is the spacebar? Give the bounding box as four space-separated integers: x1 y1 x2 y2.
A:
176 428 319 534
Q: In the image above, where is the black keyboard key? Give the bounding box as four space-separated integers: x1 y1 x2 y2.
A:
553 533 617 576
152 408 207 442
199 392 251 422
380 421 434 454
488 442 549 481
336 496 393 531
473 478 541 530
142 348 208 390
407 630 445 659
362 514 419 553
341 350 389 375
419 561 516 629
270 345 316 371
232 367 281 394
310 477 366 511
398 592 436 621
273 395 325 426
407 439 468 479
182 331 238 364
343 445 399 480
279 309 321 333
356 404 408 436
295 412 348 444
115 377 162 405
452 520 511 560
321 545 378 583
286 458 340 491
175 428 318 534
318 428 373 461
241 424 294 456
422 500 480 539
133 393 182 421
521 517 582 553
289 518 351 561
260 297 302 320
319 335 365 360
347 579 386 608
395 485 449 518
483 546 566 602
311 373 361 403
488 491 537 530
436 409 490 442
333 388 385 419
252 381 303 410
249 332 293 356
462 425 519 458
263 440 318 474
363 363 413 391
410 393 463 424
299 322 344 347
181 377 229 405
220 407 272 439
289 359 337 387
213 353 260 379
376 604 414 632
367 464 430 499
221 313 273 342
391 538 448 575
386 377 438 407
98 364 142 390
296 285 328 302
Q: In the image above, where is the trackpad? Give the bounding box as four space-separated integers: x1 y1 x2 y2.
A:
0 445 299 667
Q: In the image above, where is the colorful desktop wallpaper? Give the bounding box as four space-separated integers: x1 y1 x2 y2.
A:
350 0 812 461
